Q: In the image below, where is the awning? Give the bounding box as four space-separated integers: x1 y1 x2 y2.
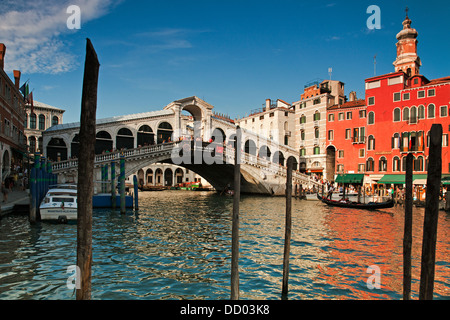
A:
335 174 364 184
376 174 405 184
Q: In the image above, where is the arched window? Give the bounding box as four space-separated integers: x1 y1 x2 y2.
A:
38 114 45 130
366 158 374 171
30 113 37 129
368 135 375 150
428 104 435 118
52 116 59 126
393 156 401 172
418 105 425 119
300 114 306 124
392 133 400 149
300 148 306 156
313 110 321 121
314 127 319 139
313 146 320 154
393 108 401 122
301 130 305 141
410 106 417 124
414 156 424 172
403 107 410 122
379 156 387 172
368 111 375 125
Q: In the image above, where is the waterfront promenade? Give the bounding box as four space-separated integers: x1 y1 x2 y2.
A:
0 189 30 218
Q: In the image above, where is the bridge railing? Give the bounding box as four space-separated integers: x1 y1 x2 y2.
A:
51 141 322 186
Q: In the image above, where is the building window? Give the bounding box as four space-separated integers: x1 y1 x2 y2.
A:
346 111 352 120
358 164 365 172
313 111 321 121
313 146 320 155
38 115 45 130
428 104 435 118
393 108 401 122
410 106 417 124
392 133 401 149
30 113 37 129
366 158 374 171
338 112 344 121
443 134 449 147
314 128 320 139
418 90 425 98
300 148 306 156
345 129 351 140
368 97 375 106
393 92 401 102
418 105 425 119
300 114 306 124
393 156 401 172
403 107 410 121
260 115 264 120
368 111 375 125
24 113 28 128
359 110 366 118
338 150 344 158
328 130 334 141
313 98 321 105
379 157 387 172
403 92 410 101
29 136 36 153
428 89 436 97
359 149 365 158
414 156 424 172
52 116 59 126
328 114 335 122
301 130 305 140
440 106 448 117
337 164 344 173
368 135 375 150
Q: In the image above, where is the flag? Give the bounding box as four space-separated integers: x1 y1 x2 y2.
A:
29 92 34 113
19 82 29 101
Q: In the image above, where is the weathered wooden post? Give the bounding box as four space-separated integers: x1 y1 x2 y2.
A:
120 155 126 214
133 175 139 211
403 153 413 300
231 126 241 300
294 183 298 199
111 161 116 210
419 124 442 300
76 38 100 300
282 156 293 299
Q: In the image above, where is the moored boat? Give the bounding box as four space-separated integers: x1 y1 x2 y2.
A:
317 193 394 210
39 184 78 223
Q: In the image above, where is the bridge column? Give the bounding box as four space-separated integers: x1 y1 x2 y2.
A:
173 105 182 141
203 110 212 142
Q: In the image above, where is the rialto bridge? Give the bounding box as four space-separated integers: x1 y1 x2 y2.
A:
43 96 321 195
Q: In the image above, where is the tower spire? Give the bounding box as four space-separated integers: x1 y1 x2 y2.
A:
393 9 421 77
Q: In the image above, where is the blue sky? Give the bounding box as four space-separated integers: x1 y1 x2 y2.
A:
1 0 449 124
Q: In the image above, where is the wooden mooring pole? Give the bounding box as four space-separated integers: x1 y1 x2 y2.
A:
76 38 99 300
230 126 241 300
403 153 413 300
419 124 442 300
282 157 293 299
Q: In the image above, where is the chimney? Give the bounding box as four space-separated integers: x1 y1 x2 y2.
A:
0 43 5 70
13 70 21 89
265 99 271 112
349 91 357 102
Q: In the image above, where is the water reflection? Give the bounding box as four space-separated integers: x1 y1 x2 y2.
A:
0 190 448 300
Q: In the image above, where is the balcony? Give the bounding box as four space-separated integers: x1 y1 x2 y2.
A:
352 136 366 144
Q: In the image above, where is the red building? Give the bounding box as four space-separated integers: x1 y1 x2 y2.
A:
327 13 450 185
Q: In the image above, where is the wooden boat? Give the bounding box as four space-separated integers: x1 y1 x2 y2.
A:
317 194 394 209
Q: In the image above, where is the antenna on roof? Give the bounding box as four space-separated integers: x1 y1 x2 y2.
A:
328 67 332 80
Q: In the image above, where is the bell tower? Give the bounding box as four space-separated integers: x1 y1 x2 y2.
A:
393 8 421 77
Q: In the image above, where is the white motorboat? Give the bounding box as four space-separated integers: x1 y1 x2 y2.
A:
39 184 78 223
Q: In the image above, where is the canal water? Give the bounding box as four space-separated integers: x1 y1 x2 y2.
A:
0 190 449 300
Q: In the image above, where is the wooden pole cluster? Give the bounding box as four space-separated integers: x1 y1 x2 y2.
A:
111 161 116 210
120 156 126 214
230 126 241 300
76 38 100 300
282 157 293 299
419 124 442 300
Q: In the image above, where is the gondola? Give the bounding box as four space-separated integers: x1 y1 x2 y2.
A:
317 193 394 210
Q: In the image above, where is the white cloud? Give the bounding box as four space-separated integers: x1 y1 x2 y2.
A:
0 0 120 74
